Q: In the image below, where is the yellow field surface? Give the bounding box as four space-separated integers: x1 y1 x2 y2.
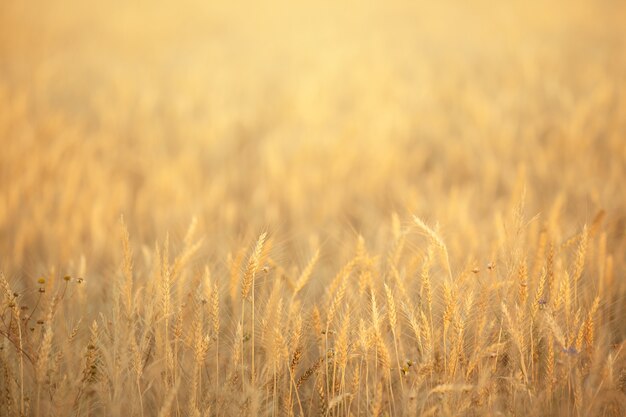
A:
1 1 625 416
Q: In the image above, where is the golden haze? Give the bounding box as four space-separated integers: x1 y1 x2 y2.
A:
1 0 625 416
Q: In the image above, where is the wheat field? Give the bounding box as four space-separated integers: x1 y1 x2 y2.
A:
1 0 626 416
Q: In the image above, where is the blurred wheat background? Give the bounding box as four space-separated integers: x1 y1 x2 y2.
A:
1 0 626 416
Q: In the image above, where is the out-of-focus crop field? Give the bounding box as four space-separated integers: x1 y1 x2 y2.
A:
1 1 625 416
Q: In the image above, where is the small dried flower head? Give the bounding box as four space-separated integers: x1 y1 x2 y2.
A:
77 277 84 284
472 267 480 274
487 262 495 271
38 288 45 293
63 275 71 282
37 320 44 325
37 277 46 285
563 346 578 356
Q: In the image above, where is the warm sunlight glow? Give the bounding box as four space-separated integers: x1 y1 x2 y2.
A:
1 1 625 416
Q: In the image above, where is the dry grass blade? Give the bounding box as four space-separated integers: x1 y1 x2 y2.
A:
413 216 452 279
292 248 320 297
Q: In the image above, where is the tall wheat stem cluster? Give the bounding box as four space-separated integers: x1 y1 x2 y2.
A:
2 206 625 416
